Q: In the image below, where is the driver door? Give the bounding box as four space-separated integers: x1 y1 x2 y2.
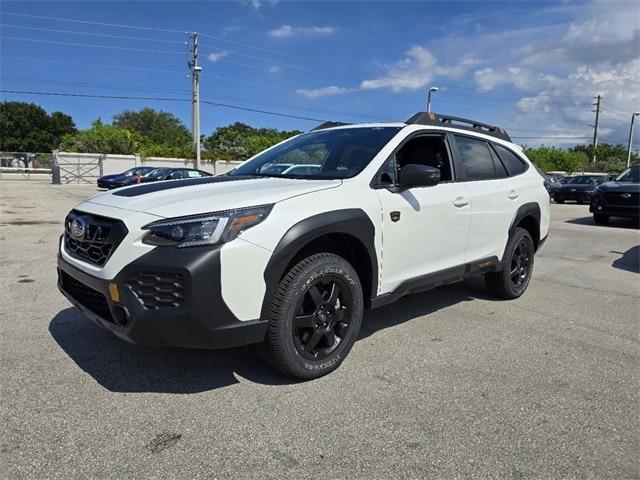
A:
374 133 471 293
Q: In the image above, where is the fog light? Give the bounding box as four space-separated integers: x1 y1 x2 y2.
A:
108 282 120 302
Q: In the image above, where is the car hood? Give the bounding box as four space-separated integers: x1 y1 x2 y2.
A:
84 175 342 218
596 181 640 193
99 174 123 181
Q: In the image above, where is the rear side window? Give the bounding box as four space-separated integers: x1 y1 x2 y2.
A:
455 135 506 181
492 144 528 176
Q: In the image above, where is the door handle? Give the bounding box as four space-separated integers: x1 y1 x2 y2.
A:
453 196 470 208
508 190 519 200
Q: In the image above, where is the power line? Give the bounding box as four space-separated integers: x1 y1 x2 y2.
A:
0 89 333 122
0 23 186 44
1 35 187 55
2 36 283 73
0 10 308 62
200 100 327 122
1 76 383 121
0 11 186 33
199 41 305 70
1 56 186 75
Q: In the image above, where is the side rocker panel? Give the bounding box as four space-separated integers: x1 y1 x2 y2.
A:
260 209 378 320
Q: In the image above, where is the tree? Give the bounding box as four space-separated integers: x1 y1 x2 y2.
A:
0 101 76 155
204 122 302 161
112 108 191 150
59 119 139 154
571 143 638 172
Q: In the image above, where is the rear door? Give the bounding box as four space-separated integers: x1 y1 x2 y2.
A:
451 134 520 263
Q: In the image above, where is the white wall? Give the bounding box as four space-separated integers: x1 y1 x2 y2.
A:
55 151 243 177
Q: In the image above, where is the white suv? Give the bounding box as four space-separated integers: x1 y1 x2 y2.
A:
58 112 550 379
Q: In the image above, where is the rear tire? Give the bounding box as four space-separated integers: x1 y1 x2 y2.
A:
593 214 610 225
258 253 363 380
485 228 535 300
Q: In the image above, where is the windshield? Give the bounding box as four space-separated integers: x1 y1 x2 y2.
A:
615 165 640 183
146 168 171 179
567 175 605 185
231 127 402 179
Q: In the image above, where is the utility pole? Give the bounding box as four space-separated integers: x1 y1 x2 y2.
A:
627 112 639 168
591 94 602 163
189 32 202 170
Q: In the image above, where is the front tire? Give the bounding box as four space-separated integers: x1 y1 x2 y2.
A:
593 213 610 225
258 253 363 380
485 228 535 300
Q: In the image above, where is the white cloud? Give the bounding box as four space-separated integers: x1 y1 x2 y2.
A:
267 25 335 38
359 46 476 93
296 46 476 100
269 65 281 74
296 86 353 99
207 51 229 63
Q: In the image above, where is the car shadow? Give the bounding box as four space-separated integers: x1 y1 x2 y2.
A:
50 278 491 394
565 216 639 229
611 245 640 274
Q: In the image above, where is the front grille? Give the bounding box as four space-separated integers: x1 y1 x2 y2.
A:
60 270 114 323
126 272 184 309
604 191 640 207
64 210 128 266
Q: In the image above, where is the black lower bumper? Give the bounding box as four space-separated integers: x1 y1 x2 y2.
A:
554 192 592 203
590 197 640 218
57 246 268 349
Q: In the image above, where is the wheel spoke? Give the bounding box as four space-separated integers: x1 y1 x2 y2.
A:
308 285 324 308
294 314 316 329
327 281 340 306
304 330 323 352
335 307 347 322
324 329 336 347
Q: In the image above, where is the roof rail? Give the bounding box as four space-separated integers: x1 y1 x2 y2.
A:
405 112 512 142
311 121 350 131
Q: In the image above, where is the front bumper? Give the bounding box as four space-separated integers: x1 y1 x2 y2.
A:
57 245 268 349
554 190 592 203
590 195 640 218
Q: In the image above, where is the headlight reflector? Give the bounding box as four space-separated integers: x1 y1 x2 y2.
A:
142 204 273 248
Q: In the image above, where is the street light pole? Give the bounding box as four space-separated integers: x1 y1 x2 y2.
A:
627 112 639 168
427 86 439 113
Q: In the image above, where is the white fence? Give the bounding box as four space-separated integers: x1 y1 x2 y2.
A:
52 151 242 183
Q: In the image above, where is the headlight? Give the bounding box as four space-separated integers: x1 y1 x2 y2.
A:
142 204 273 248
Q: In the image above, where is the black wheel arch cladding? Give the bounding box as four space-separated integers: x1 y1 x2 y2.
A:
509 202 541 250
261 209 378 319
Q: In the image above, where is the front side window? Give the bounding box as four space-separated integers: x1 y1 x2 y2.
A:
232 127 402 180
455 135 506 181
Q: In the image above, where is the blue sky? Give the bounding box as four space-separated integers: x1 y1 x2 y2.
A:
1 0 639 147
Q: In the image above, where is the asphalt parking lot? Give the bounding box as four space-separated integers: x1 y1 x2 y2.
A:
1 180 639 479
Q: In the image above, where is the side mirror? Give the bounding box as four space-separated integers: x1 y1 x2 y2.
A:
398 164 441 188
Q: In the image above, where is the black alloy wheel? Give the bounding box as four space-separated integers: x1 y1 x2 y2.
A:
509 238 533 289
292 276 353 361
258 253 363 380
485 227 535 300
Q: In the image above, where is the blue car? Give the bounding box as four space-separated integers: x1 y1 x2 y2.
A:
97 167 156 189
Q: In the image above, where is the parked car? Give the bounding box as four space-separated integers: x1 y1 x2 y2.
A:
58 112 550 379
113 167 211 187
553 174 609 204
97 167 155 189
590 164 640 224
